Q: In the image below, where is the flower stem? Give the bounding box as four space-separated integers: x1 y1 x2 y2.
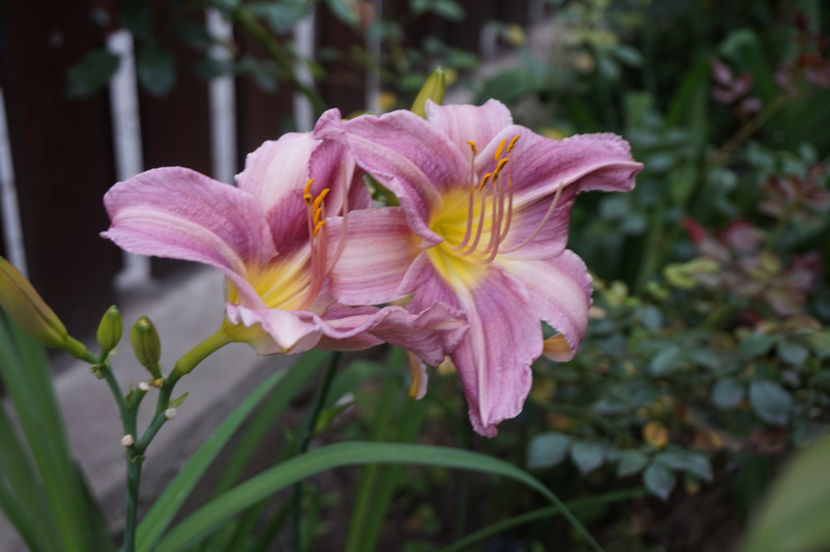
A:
123 458 141 552
292 351 340 552
121 328 231 551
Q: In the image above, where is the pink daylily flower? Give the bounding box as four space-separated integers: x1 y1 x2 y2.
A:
102 115 465 367
316 100 643 436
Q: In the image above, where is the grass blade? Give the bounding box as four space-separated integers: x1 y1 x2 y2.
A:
0 311 90 551
442 487 648 552
135 357 313 552
156 442 604 552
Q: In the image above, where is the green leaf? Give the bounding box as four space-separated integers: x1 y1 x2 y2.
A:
443 488 648 552
643 462 676 501
654 450 712 482
739 333 776 360
570 441 606 475
206 0 239 12
649 345 683 376
249 1 310 34
805 329 830 359
616 450 649 478
431 0 465 20
207 351 325 499
345 372 427 552
777 341 808 367
713 378 745 409
137 45 176 96
195 57 236 80
66 49 120 98
175 20 215 49
612 44 643 66
0 311 96 552
750 380 792 426
135 364 303 552
326 0 360 27
742 433 830 552
120 0 154 40
526 432 571 469
168 391 189 409
156 442 602 552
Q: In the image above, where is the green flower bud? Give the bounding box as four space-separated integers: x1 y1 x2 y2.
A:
97 305 122 355
411 66 446 118
0 255 67 348
130 316 161 378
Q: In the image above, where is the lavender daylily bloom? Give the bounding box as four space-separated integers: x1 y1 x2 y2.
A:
316 100 643 436
102 115 465 365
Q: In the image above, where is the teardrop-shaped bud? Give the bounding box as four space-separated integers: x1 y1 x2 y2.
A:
130 316 161 378
97 305 122 355
411 66 446 118
0 256 67 348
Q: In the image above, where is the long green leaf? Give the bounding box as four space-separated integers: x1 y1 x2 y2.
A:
208 350 326 498
0 478 48 552
345 372 427 552
0 311 89 551
442 488 648 552
156 442 603 552
0 402 57 547
135 357 314 552
197 351 325 552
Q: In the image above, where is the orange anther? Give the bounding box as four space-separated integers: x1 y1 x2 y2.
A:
313 220 326 236
494 139 507 161
493 158 510 179
311 188 330 212
478 172 492 190
303 178 315 203
466 140 477 156
507 134 520 153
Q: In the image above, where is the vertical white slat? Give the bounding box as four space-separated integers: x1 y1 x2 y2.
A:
0 88 27 275
106 29 150 288
206 9 237 185
293 6 316 132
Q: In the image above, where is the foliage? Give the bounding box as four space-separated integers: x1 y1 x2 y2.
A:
37 0 830 550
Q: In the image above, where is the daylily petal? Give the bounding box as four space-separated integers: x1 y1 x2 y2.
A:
401 256 539 436
326 207 419 305
424 98 513 153
476 126 642 208
317 301 467 367
499 250 592 355
102 167 274 307
315 108 467 245
225 303 321 354
236 132 319 212
498 186 578 260
450 268 541 437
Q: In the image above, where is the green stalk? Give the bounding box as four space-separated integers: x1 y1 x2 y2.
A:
292 351 340 552
122 328 231 552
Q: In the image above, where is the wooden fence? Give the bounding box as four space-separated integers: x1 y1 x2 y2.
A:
0 0 540 335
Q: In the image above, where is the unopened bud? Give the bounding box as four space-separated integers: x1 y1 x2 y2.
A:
96 305 122 355
120 434 135 447
130 316 161 378
0 256 68 348
137 381 151 392
164 408 177 420
411 66 446 118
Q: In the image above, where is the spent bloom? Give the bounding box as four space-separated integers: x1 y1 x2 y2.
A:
102 117 465 364
316 100 642 436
